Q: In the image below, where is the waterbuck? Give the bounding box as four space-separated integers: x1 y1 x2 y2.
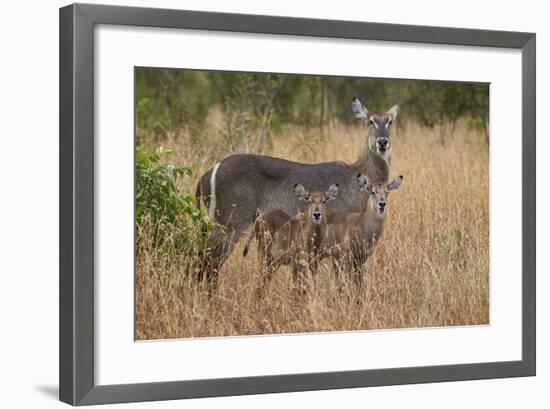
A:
243 184 339 296
322 174 403 287
195 97 400 285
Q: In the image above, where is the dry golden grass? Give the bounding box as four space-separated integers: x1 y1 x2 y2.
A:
135 119 489 340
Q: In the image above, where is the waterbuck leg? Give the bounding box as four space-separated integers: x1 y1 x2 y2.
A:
292 251 307 299
351 253 365 288
256 257 275 300
200 223 248 289
309 255 320 290
351 254 367 309
331 251 344 291
330 249 347 292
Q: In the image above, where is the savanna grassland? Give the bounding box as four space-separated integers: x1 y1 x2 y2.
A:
135 115 489 340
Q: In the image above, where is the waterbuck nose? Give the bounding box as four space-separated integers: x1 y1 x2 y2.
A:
312 211 322 220
378 201 386 210
377 137 389 148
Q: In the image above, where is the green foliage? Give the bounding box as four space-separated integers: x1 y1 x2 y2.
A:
135 70 215 138
218 75 258 153
467 116 487 131
136 98 152 129
135 146 223 263
219 73 285 150
403 81 488 131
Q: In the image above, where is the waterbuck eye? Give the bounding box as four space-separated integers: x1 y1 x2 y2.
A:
388 119 393 127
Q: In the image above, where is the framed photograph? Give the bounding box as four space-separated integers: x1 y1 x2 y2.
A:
59 3 536 405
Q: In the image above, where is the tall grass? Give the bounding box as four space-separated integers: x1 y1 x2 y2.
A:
135 118 489 340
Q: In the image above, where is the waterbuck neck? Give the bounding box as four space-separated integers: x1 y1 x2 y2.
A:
352 145 390 185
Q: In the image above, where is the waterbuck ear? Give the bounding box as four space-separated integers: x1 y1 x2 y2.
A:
388 104 400 121
352 97 369 121
388 175 403 191
357 174 370 190
294 184 309 201
326 184 339 201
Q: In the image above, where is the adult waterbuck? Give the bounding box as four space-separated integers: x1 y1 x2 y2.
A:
242 184 339 296
195 97 400 285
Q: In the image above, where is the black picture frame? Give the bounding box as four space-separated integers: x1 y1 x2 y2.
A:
59 3 536 406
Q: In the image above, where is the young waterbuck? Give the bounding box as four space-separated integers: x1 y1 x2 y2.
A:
196 97 400 285
322 174 403 287
243 184 339 296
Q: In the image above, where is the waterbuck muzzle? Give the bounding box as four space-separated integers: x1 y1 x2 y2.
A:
377 199 387 214
376 136 390 152
312 210 322 223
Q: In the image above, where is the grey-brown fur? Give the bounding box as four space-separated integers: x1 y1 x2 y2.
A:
195 97 399 284
322 175 403 287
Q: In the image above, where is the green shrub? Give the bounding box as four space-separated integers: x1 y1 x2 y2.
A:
135 146 223 265
136 98 152 130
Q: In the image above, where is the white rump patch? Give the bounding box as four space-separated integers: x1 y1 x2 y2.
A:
208 162 221 219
